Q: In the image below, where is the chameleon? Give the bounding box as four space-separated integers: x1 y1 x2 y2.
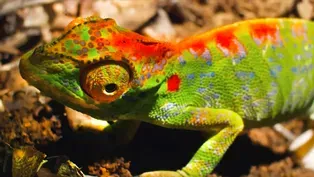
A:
19 16 314 177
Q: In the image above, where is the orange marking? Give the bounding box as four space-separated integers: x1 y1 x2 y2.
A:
250 22 279 44
111 32 174 62
214 28 242 55
292 21 307 39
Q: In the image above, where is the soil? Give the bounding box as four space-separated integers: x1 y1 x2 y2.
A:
0 0 314 177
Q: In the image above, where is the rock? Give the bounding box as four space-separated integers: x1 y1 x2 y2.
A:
235 0 295 18
297 0 313 20
21 6 49 27
142 9 176 41
80 0 158 30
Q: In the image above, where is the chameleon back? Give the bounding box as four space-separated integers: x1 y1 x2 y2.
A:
162 18 314 126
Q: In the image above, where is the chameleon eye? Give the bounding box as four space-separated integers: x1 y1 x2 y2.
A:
80 61 131 103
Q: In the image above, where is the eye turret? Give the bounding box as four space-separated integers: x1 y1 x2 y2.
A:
80 61 131 103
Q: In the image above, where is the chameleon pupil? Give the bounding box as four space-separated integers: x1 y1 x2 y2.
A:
104 83 118 95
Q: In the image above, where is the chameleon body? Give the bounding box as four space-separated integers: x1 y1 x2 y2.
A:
20 16 314 177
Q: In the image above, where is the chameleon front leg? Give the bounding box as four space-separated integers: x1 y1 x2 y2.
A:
139 107 244 177
65 107 141 145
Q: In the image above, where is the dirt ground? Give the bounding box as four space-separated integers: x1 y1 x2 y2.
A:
1 0 314 177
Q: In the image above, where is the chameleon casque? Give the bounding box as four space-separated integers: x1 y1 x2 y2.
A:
19 16 314 177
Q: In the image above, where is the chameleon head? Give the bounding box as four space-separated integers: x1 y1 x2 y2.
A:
19 16 175 119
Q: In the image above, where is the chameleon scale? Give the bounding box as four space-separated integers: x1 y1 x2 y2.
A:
19 16 314 177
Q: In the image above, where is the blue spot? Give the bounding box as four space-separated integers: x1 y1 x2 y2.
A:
277 53 283 59
187 74 195 79
209 83 214 88
236 71 253 79
201 49 211 60
277 41 283 48
198 88 206 93
242 85 249 91
242 95 251 101
254 37 262 45
160 113 170 119
301 66 307 73
235 71 244 79
270 69 276 77
147 73 151 78
237 44 247 59
249 72 255 79
213 93 220 99
162 103 177 111
267 89 277 97
291 67 298 73
206 60 212 66
268 57 274 62
252 101 260 107
200 72 215 78
232 58 241 65
178 56 186 65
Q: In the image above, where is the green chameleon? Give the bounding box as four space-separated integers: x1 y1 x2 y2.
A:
19 16 314 177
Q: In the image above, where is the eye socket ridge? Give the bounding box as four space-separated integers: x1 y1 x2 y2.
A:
79 59 134 102
80 59 134 81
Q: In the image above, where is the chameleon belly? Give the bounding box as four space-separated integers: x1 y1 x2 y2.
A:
171 18 314 123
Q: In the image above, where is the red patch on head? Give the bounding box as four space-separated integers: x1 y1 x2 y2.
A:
111 32 173 62
167 74 181 92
